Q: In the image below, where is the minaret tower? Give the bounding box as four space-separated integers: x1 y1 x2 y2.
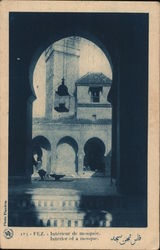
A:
45 37 80 120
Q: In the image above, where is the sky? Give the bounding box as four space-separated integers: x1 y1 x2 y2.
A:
33 37 112 117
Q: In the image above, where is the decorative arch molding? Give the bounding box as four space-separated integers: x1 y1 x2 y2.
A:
84 137 105 150
56 136 78 154
32 135 51 151
82 135 107 155
84 137 106 155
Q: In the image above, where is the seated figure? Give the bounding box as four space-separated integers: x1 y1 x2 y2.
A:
38 168 47 181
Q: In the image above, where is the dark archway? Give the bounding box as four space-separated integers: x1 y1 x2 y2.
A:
84 138 105 173
32 136 51 151
32 136 51 174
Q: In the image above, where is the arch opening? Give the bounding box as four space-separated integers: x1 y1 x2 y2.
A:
84 138 106 173
32 136 51 177
56 136 78 175
32 136 51 151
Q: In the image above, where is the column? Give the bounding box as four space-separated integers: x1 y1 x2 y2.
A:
46 152 51 174
50 140 58 173
45 46 54 119
77 145 85 175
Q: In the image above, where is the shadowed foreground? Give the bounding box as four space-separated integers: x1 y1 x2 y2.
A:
8 177 147 227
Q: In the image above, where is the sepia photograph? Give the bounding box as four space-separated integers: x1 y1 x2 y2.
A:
0 1 159 249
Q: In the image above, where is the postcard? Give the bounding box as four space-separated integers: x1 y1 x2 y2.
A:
0 1 159 249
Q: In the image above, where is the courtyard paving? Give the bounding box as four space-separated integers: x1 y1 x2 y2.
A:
10 177 118 196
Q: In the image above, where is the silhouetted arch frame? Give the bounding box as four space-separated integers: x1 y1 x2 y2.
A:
9 13 148 198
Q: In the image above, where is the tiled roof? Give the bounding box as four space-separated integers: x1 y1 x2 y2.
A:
76 72 112 85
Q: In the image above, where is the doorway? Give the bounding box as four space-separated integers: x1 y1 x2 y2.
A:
84 137 105 173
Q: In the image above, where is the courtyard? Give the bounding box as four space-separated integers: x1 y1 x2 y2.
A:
10 177 117 197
